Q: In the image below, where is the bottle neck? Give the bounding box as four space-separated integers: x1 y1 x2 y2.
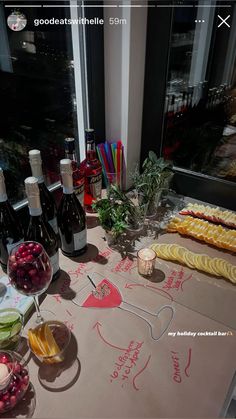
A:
30 162 44 184
28 195 42 216
65 150 77 162
86 141 96 162
0 178 7 203
61 172 73 195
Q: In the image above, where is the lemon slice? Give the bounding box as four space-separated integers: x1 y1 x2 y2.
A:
43 323 60 356
28 329 44 356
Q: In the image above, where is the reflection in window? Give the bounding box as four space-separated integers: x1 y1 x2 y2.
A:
0 2 77 205
163 3 236 182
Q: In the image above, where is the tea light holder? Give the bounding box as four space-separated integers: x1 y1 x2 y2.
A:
137 248 156 277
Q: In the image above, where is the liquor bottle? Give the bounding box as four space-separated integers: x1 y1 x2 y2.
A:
29 150 58 235
64 138 85 206
84 129 102 212
0 168 24 272
57 159 87 257
25 177 60 281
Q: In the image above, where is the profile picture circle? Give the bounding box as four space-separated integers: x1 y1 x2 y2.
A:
7 12 27 31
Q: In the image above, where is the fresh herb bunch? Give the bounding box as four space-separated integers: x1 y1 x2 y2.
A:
92 185 132 237
132 152 173 204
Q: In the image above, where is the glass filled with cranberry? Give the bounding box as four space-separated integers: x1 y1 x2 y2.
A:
8 241 52 324
0 350 30 414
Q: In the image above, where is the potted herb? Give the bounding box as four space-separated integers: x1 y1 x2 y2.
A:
132 152 173 217
92 187 131 245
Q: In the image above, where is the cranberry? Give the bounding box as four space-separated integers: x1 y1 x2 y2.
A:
0 354 10 363
14 363 21 374
27 242 34 250
23 283 32 291
18 244 27 254
15 251 21 259
25 254 34 262
15 389 23 399
16 269 25 278
9 255 16 263
10 395 17 406
32 244 42 256
22 375 29 386
31 275 40 285
21 368 28 377
18 258 26 267
11 262 18 271
28 268 37 277
21 251 28 258
3 393 10 402
0 401 4 412
4 399 11 410
10 385 17 394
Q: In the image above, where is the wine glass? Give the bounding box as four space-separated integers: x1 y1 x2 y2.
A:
7 241 53 325
73 273 174 341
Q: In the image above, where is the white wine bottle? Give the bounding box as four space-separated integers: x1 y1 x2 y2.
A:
58 159 87 257
29 150 58 235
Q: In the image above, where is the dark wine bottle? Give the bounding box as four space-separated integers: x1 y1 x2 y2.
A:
24 177 60 281
57 159 87 257
29 150 58 235
0 168 24 272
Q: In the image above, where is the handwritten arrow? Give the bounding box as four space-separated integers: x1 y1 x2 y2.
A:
125 283 173 301
93 322 127 351
132 354 152 391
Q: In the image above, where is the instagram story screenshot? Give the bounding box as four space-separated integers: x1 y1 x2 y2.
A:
0 0 236 418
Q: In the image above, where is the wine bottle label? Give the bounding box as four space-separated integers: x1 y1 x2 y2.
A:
73 229 87 251
7 238 24 254
50 251 60 276
88 174 102 199
48 217 58 234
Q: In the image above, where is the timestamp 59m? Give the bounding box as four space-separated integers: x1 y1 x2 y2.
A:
109 17 127 25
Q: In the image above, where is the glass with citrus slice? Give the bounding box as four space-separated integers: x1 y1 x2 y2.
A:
28 321 78 390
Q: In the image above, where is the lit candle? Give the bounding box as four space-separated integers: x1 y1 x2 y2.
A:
0 363 9 389
137 248 156 277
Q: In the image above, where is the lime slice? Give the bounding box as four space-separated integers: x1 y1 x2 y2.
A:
10 321 22 337
0 313 20 325
0 329 11 341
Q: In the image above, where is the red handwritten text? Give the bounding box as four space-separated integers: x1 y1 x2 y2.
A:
171 348 192 383
112 257 136 274
110 341 145 389
163 267 192 291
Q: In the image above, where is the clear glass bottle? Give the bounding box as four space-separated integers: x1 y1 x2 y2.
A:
64 137 85 207
57 159 87 257
84 129 102 212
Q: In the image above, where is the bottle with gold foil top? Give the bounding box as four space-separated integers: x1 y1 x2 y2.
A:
84 129 102 212
57 159 87 257
0 168 24 272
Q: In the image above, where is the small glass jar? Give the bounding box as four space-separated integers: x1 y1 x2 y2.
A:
137 248 156 277
0 350 30 414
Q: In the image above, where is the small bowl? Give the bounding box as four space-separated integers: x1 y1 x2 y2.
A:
28 320 71 364
0 308 23 351
0 350 30 414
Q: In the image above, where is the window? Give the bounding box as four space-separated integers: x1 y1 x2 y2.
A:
0 1 85 205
